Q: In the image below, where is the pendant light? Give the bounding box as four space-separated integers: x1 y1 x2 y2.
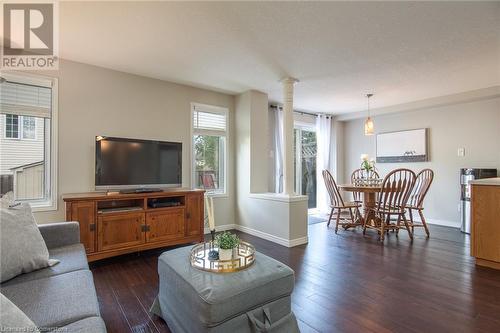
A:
364 93 374 136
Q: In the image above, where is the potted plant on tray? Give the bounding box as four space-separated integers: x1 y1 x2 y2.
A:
215 232 240 261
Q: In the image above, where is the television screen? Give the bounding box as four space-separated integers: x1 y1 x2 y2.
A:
95 136 182 189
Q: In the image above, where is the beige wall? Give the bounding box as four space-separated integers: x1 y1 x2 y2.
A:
342 97 500 227
31 60 235 226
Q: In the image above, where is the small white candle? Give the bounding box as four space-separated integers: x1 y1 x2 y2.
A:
204 195 210 223
207 196 215 231
205 195 214 231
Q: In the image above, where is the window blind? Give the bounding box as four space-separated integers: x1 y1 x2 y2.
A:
193 108 226 134
0 81 52 118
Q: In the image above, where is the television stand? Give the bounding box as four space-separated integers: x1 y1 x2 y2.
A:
62 189 205 262
119 188 163 194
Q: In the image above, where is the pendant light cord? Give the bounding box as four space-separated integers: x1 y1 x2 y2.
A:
366 93 373 117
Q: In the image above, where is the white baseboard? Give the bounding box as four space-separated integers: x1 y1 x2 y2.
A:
234 225 308 248
426 218 460 229
287 236 309 247
409 215 460 228
204 223 308 248
203 224 238 235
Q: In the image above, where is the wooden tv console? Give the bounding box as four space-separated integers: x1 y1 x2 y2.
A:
63 188 205 262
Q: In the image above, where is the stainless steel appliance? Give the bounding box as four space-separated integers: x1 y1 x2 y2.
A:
460 168 497 233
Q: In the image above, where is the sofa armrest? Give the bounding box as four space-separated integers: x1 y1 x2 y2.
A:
38 222 80 249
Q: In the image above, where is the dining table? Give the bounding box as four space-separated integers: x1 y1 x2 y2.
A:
338 184 382 225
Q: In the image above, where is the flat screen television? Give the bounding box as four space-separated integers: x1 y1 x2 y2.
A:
95 136 182 190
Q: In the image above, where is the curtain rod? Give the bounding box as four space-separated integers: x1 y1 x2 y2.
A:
269 104 332 118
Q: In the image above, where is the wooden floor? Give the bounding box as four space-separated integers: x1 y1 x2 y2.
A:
90 223 500 333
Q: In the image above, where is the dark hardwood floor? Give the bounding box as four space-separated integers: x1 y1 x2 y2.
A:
90 222 500 333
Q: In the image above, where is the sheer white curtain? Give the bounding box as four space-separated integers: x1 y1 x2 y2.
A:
316 115 332 213
274 108 284 193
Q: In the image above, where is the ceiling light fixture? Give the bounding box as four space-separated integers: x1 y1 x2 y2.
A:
364 93 374 136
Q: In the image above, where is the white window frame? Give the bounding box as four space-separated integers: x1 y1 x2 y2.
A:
1 72 58 211
3 114 37 140
190 103 228 197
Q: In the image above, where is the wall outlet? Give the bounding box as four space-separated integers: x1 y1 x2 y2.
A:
457 148 465 157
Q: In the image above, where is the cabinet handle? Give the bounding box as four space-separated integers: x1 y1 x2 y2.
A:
186 212 191 219
90 224 96 231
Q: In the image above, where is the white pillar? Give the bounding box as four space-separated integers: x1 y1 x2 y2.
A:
281 77 298 195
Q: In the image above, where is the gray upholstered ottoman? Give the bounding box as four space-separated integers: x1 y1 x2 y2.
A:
150 246 299 333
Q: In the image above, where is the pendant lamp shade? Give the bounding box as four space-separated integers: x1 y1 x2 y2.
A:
364 117 374 135
364 93 374 136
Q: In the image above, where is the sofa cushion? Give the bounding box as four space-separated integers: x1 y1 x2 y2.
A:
0 270 101 329
0 196 59 282
50 316 106 333
156 246 295 326
0 293 39 333
1 244 88 287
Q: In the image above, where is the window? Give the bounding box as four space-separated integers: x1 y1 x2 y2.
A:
22 116 36 139
5 114 19 138
4 115 37 139
192 104 228 195
0 74 58 210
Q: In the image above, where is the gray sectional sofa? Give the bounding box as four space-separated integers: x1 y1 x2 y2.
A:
0 222 106 332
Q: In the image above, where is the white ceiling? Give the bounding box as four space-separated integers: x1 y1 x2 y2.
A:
59 1 500 114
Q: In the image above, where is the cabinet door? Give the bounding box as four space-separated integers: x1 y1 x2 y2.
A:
471 185 500 262
146 208 185 243
68 201 96 253
185 193 204 237
98 213 145 251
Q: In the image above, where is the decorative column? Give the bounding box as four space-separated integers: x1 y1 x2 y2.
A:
281 77 299 195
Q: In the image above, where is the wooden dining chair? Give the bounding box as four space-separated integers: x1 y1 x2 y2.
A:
363 168 416 241
350 168 380 203
322 170 362 233
403 169 434 237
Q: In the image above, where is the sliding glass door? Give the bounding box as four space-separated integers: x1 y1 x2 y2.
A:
294 127 317 209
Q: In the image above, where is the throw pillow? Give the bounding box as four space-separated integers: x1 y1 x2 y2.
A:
0 193 58 283
0 293 39 332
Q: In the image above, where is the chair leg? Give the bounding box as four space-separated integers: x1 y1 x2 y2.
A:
355 207 363 226
408 209 415 234
380 216 385 242
349 208 354 227
327 208 334 227
335 209 341 234
418 209 430 237
363 209 369 226
402 214 413 240
362 221 367 235
395 215 401 237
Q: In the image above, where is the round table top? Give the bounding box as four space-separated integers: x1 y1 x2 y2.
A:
338 184 382 193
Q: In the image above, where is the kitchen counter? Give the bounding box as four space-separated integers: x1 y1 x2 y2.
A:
470 182 500 270
469 177 500 186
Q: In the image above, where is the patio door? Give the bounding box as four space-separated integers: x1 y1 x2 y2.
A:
294 127 317 209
